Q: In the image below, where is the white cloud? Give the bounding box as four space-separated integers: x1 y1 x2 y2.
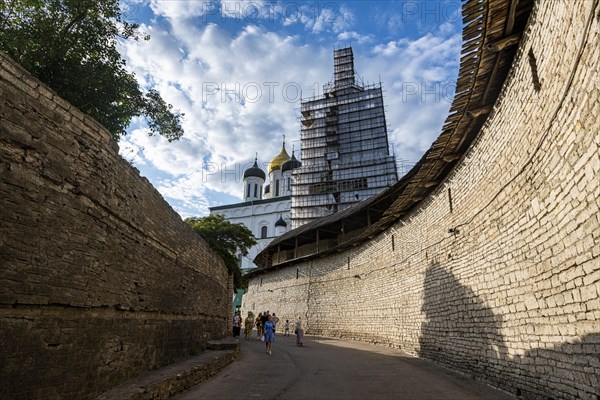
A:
372 40 406 57
218 0 357 33
118 135 147 167
155 172 211 217
372 31 460 82
117 6 461 217
337 31 373 44
331 5 355 33
316 5 352 33
119 19 333 215
149 0 218 19
366 25 462 163
220 0 271 20
439 21 457 36
282 3 355 34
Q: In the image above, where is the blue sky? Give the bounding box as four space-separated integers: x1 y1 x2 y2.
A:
117 0 463 217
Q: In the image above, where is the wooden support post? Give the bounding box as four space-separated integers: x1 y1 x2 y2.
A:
294 237 298 259
316 230 320 252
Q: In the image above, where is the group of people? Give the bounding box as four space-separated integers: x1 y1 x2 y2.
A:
234 310 305 355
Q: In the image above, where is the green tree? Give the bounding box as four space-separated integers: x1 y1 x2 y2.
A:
185 214 257 291
0 0 183 141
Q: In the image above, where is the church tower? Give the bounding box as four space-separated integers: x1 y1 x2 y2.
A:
292 47 398 228
242 155 265 201
266 137 290 199
210 140 293 273
282 147 302 196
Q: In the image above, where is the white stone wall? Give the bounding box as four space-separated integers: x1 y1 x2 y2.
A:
213 199 291 270
243 2 600 399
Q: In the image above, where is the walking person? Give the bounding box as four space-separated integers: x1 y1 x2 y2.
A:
260 311 269 341
255 313 263 340
295 317 304 346
284 319 290 336
232 311 241 338
263 315 276 355
244 311 254 340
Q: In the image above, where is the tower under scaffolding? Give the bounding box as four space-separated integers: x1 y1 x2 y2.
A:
291 47 398 228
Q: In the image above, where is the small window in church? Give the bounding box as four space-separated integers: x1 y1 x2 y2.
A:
275 180 280 197
247 183 251 198
254 184 258 198
261 226 268 239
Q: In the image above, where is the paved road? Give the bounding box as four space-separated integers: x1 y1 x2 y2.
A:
172 333 514 400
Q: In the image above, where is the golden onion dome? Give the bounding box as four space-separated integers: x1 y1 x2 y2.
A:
268 144 290 174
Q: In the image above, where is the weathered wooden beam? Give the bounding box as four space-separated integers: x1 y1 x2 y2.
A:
423 181 440 188
443 153 462 162
505 0 519 34
467 104 494 118
486 32 521 52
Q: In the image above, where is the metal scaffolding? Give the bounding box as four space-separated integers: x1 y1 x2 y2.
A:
291 47 398 228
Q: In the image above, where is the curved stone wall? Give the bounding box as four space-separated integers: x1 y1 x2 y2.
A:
243 1 600 399
0 53 230 399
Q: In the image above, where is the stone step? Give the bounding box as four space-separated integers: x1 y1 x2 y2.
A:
207 337 240 351
95 343 239 400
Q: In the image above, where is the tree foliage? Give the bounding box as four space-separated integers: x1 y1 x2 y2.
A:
185 214 257 291
0 0 183 141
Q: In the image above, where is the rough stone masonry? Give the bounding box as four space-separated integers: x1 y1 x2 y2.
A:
0 52 231 399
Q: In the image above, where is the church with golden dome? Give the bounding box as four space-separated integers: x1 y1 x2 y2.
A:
211 46 398 272
209 138 302 271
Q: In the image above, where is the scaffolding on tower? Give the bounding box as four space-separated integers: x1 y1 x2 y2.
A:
291 47 398 228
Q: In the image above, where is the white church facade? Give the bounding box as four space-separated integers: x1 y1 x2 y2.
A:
209 140 301 271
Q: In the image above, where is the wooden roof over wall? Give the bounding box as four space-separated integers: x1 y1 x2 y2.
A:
252 0 534 274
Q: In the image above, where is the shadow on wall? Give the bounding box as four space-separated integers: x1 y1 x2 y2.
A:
419 263 600 399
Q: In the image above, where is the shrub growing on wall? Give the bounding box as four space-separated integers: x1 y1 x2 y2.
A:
186 214 257 290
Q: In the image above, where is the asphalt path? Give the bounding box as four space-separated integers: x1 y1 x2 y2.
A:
172 333 514 400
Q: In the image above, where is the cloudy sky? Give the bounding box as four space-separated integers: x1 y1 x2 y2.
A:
117 0 463 217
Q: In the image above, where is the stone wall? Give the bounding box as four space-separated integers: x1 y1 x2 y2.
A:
0 53 230 399
243 2 600 399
